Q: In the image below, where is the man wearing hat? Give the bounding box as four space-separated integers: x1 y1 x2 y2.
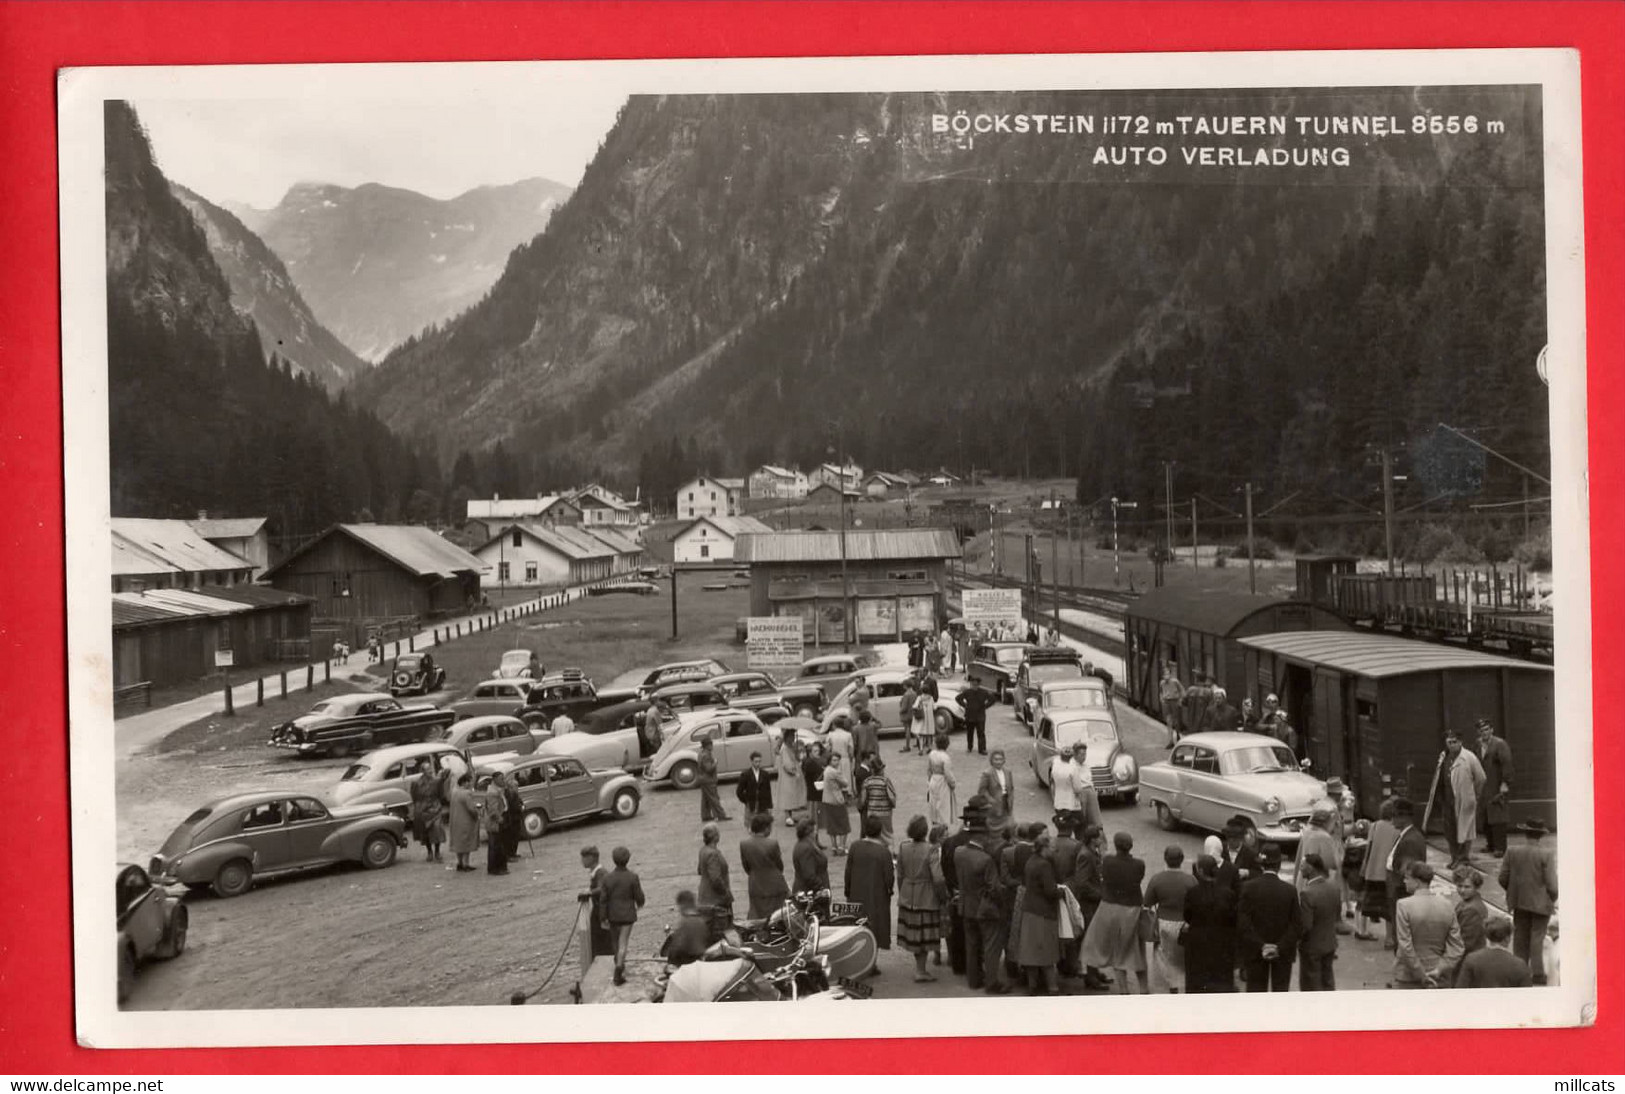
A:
1382 798 1428 951
938 795 986 977
1236 842 1301 992
1498 817 1559 983
1474 719 1516 857
1393 861 1465 988
953 798 1011 992
1294 808 1342 895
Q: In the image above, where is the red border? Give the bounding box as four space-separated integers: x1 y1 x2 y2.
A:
3 1 1619 1075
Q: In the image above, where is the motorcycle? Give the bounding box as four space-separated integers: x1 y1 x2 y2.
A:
734 889 879 982
662 914 853 1002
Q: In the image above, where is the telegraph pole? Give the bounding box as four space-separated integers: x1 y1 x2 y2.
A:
1051 518 1060 633
836 428 851 652
1244 481 1256 595
1163 461 1175 564
1381 447 1396 576
1191 497 1199 570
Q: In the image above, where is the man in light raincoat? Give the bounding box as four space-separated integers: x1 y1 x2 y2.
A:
1433 729 1486 867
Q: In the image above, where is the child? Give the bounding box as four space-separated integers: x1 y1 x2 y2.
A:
1452 865 1488 954
1544 917 1562 986
598 846 646 986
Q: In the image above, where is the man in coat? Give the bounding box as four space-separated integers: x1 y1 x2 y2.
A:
1293 808 1342 894
1393 862 1464 987
1456 916 1535 988
1475 719 1516 857
954 808 1011 993
735 750 774 821
844 815 895 950
955 679 995 755
738 812 790 919
939 796 985 977
977 750 1016 830
1297 852 1341 991
696 822 734 924
1384 798 1428 950
1202 687 1243 733
696 736 731 822
1236 843 1302 992
1498 817 1559 983
1433 729 1486 866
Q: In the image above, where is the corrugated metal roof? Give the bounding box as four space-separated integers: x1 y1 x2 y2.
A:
111 519 253 575
548 526 618 558
265 524 486 580
1237 631 1551 678
583 527 645 555
138 588 257 615
112 534 179 576
737 529 961 563
189 517 267 540
204 583 314 608
1123 587 1311 637
111 596 187 627
682 515 773 540
467 496 569 520
112 585 311 628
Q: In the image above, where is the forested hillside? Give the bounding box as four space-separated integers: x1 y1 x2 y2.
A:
106 100 440 529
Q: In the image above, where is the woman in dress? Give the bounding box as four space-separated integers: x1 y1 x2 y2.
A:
1359 798 1400 943
1080 830 1150 994
777 727 806 828
925 734 958 829
820 752 852 856
447 773 480 873
409 762 448 862
1018 830 1063 995
896 815 945 982
912 681 937 755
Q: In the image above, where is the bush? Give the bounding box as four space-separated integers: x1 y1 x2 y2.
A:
1221 536 1278 561
1473 524 1516 565
1146 543 1174 564
1514 527 1552 571
1213 552 1228 568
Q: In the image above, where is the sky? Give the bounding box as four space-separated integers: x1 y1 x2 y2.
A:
133 95 629 210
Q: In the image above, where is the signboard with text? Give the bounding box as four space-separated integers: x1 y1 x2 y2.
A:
960 588 1023 625
214 648 235 668
746 616 804 669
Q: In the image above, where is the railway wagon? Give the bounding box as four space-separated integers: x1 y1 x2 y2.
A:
1122 588 1351 715
1237 631 1555 828
1329 573 1438 623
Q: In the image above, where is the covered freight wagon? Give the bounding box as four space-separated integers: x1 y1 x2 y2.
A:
1236 631 1555 827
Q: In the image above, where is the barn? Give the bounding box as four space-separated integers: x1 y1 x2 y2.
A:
263 524 485 629
1122 588 1351 713
1236 631 1555 828
112 584 314 690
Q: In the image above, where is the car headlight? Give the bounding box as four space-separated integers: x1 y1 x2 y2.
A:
1112 754 1137 782
1263 796 1282 815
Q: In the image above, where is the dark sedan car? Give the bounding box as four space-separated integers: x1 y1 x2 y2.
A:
116 863 187 1003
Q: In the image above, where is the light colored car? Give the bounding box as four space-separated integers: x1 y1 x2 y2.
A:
533 706 680 774
448 678 536 722
1027 678 1114 732
439 715 547 760
478 755 642 839
820 668 965 739
1031 710 1138 804
1139 732 1329 844
327 742 479 818
149 791 406 898
965 641 1033 702
116 862 188 1003
495 649 544 679
644 709 785 789
1013 649 1086 726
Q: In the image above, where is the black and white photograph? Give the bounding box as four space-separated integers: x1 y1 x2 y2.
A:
60 50 1592 1046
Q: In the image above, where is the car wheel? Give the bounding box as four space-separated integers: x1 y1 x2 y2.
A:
1154 801 1180 832
523 809 549 839
158 905 189 959
612 788 640 820
117 942 135 1004
361 832 398 869
934 709 954 734
670 761 699 790
212 859 253 898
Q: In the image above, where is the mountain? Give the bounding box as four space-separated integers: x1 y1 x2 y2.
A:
351 88 1545 505
244 177 570 361
105 100 438 529
171 184 369 391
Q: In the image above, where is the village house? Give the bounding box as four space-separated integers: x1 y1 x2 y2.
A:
111 517 257 593
472 523 644 588
675 475 745 521
569 484 641 528
808 461 864 492
465 494 582 541
806 482 863 508
863 471 913 499
747 464 809 500
112 584 315 691
670 515 773 564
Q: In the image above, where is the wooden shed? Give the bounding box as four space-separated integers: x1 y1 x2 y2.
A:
1122 588 1351 713
1237 631 1555 826
111 584 313 689
263 524 485 631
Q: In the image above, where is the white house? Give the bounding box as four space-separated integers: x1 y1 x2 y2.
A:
569 484 640 528
672 515 773 564
473 523 621 588
189 516 272 578
809 461 863 492
111 518 256 593
676 475 745 521
748 465 809 500
465 494 581 541
863 472 912 499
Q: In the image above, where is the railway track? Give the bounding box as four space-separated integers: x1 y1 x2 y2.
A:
945 572 1129 660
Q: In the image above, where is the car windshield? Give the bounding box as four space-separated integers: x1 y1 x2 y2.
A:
501 652 531 666
996 648 1026 665
1047 688 1108 710
308 700 337 714
1221 745 1299 775
1031 662 1082 682
1059 720 1117 747
339 763 371 781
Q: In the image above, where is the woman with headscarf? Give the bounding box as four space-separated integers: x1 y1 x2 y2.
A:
447 772 480 873
1018 829 1063 995
409 761 448 862
1181 854 1238 993
897 815 944 982
1080 830 1150 994
820 752 852 856
925 734 958 829
776 727 806 828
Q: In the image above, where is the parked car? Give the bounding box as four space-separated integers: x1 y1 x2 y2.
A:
389 652 446 697
269 692 457 758
1013 647 1085 725
1028 678 1114 731
440 715 546 759
448 678 536 722
1030 710 1139 804
116 863 188 1004
149 791 407 898
648 680 731 714
1139 732 1328 844
590 581 659 596
327 742 479 820
534 702 682 774
477 755 641 838
965 641 1034 702
494 649 544 679
518 670 635 730
644 709 782 789
783 653 875 700
634 659 731 698
710 671 826 719
819 668 966 739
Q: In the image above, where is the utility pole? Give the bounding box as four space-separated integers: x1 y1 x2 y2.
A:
1164 461 1175 565
835 426 851 652
1244 481 1256 595
1051 519 1060 633
1382 447 1396 576
1191 497 1199 570
1111 498 1137 586
670 563 679 638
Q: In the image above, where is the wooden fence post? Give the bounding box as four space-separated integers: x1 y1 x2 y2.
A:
224 680 234 716
409 635 415 652
279 670 287 698
256 678 264 707
324 660 331 682
307 664 315 689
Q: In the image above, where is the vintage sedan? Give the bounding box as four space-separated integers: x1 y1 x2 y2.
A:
710 671 826 719
1013 648 1086 725
965 641 1034 702
644 709 784 789
149 790 407 898
633 659 731 698
1027 678 1114 732
447 677 535 722
1030 710 1139 804
820 668 965 738
116 863 188 1003
439 715 547 759
519 671 635 729
648 681 731 714
269 692 457 758
388 652 446 697
1139 732 1329 844
328 742 479 819
494 649 544 679
482 755 642 838
783 653 875 700
533 702 682 774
